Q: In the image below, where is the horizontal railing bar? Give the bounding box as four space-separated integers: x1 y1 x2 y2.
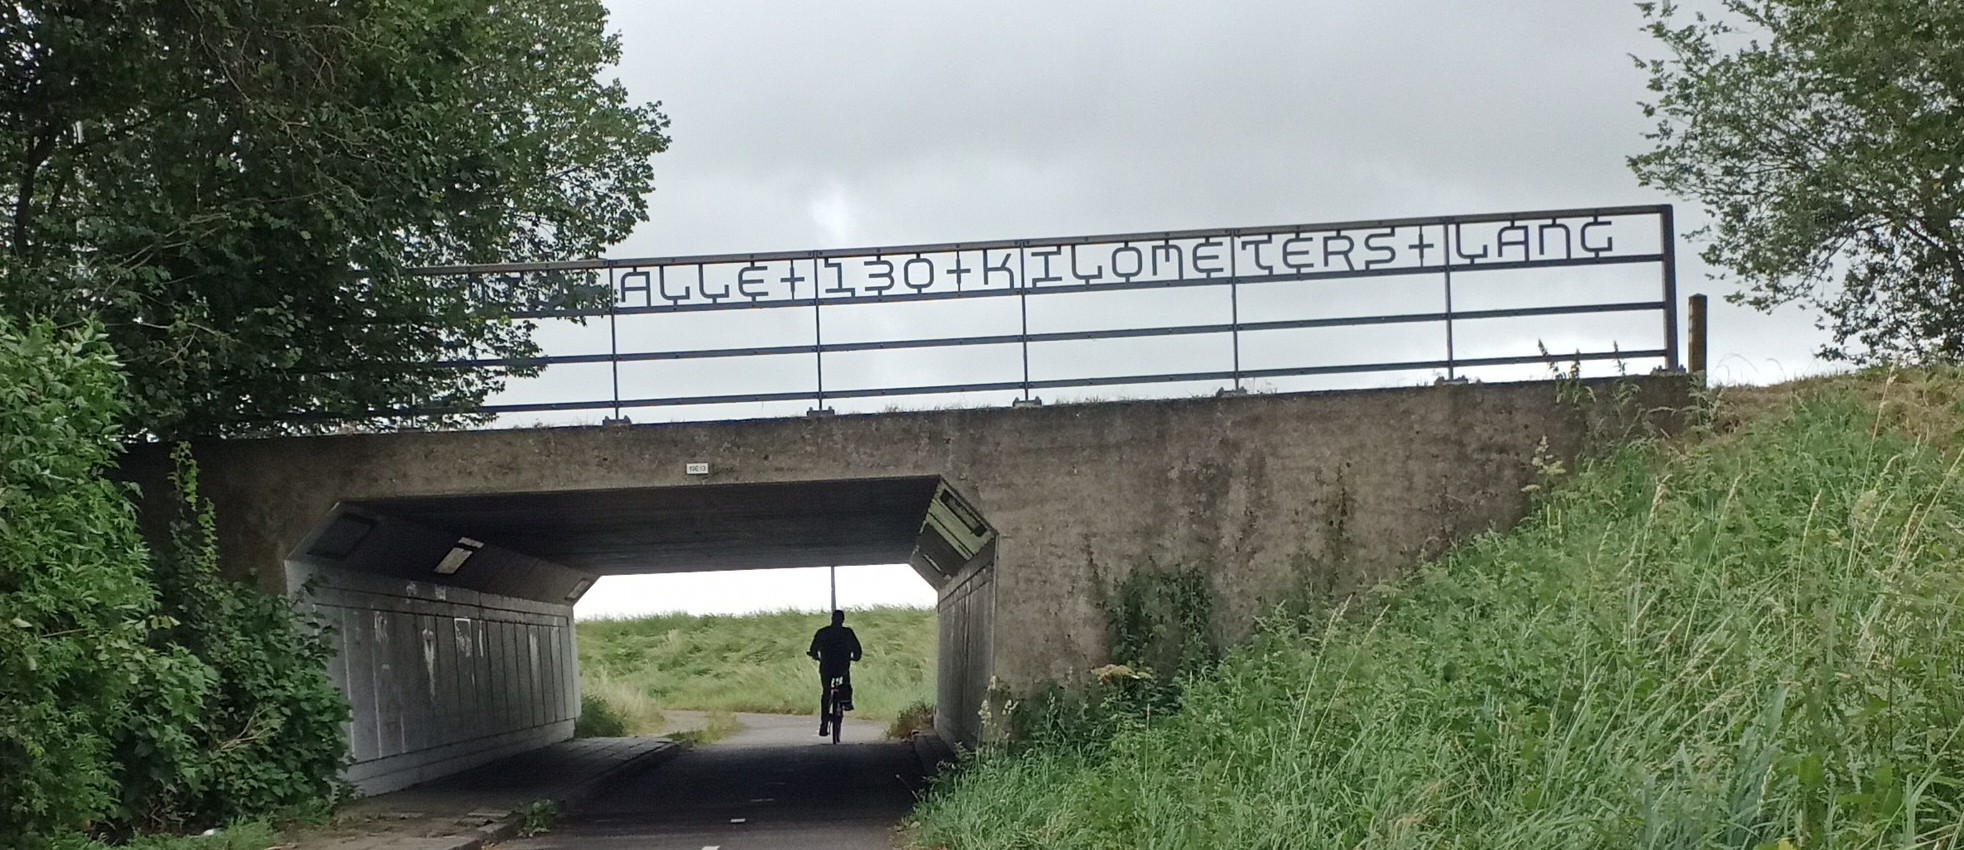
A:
468 390 825 414
506 254 1666 319
441 301 1667 369
405 205 1671 276
437 348 1666 416
1234 350 1669 381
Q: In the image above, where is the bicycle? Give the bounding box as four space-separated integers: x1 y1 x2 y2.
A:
821 674 849 744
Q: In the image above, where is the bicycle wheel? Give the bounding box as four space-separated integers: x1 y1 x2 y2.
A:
828 682 843 744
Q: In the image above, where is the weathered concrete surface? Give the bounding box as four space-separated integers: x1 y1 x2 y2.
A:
937 553 994 744
296 566 582 794
129 377 1684 787
289 737 676 850
352 476 947 575
169 377 1681 678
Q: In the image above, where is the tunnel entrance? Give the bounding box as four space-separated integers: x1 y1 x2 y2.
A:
284 476 995 794
573 564 936 743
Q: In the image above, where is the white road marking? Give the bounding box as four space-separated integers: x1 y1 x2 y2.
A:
729 817 747 824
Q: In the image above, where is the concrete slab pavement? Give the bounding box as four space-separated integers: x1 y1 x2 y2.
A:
289 737 677 850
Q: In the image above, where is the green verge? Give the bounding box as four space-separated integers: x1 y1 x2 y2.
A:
49 821 281 850
909 372 1964 849
578 606 936 726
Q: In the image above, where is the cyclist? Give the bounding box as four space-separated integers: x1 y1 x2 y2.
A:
807 609 862 736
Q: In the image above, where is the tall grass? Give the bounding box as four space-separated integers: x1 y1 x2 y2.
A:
910 373 1964 848
578 606 936 724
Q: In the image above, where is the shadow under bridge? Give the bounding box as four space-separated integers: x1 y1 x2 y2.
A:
289 476 995 794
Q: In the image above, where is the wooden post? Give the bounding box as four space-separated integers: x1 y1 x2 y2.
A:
1688 293 1708 383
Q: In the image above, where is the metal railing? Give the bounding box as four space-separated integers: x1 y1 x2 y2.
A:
411 204 1679 419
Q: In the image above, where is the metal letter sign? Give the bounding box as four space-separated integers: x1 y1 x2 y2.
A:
397 205 1678 421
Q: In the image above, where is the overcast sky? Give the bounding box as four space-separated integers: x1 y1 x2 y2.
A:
570 0 1833 619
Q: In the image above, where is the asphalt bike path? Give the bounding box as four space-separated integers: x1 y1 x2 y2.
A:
499 714 923 850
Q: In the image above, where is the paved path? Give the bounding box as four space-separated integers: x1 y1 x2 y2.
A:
293 738 677 850
500 714 922 850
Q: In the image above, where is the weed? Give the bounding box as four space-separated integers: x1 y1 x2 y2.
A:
516 800 557 837
667 711 742 746
1012 568 1218 751
574 693 629 738
577 673 668 736
888 701 937 740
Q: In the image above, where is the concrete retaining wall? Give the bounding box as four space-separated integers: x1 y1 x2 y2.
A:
257 507 593 794
292 562 579 794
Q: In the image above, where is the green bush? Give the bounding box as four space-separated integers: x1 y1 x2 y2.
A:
0 318 348 847
115 445 349 831
575 693 630 738
0 318 182 849
912 376 1964 848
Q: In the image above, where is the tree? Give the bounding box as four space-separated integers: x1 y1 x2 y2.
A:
0 0 669 435
1630 0 1964 363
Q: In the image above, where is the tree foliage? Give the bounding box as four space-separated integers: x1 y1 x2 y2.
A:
0 0 669 434
1631 0 1964 363
0 317 181 848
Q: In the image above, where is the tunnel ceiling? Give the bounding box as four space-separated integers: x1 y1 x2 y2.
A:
350 476 944 575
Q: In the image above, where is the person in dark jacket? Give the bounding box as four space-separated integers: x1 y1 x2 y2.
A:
807 609 863 735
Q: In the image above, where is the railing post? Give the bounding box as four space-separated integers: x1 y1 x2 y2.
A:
1688 293 1708 384
1443 223 1457 381
1661 205 1681 371
607 268 622 421
1228 233 1243 392
812 257 828 414
1018 244 1031 402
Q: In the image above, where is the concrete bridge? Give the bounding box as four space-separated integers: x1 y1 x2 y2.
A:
129 376 1684 794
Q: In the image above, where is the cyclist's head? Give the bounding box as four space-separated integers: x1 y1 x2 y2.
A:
831 609 846 626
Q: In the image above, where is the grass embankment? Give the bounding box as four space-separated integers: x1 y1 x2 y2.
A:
578 606 937 732
911 372 1964 848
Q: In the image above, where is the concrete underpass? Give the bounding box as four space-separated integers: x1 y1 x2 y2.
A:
284 477 993 794
127 376 1688 796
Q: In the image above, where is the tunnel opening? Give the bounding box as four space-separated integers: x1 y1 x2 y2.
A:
571 563 938 742
283 476 995 795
